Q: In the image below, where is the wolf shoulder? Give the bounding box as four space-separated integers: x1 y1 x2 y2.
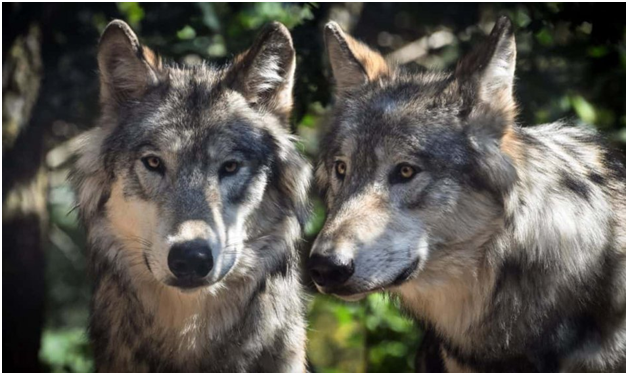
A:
514 121 625 192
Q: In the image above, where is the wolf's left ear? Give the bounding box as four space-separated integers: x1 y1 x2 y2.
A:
456 17 518 192
456 16 517 126
324 22 391 93
229 22 296 123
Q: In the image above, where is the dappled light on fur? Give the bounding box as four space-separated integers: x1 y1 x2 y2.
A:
71 19 310 372
313 14 626 373
5 4 625 373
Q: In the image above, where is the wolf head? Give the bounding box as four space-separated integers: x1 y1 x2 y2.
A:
73 20 309 292
309 17 519 298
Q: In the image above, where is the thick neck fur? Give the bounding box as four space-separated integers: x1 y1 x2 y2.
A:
72 126 308 371
85 197 305 372
398 123 625 371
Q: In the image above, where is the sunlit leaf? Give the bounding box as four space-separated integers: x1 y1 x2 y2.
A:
117 2 145 29
177 25 196 40
571 95 597 124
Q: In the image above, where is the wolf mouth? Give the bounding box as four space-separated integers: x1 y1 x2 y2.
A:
166 278 210 290
329 258 420 298
392 258 419 285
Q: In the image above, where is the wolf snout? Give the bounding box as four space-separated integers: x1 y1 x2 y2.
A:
308 254 354 288
168 240 213 280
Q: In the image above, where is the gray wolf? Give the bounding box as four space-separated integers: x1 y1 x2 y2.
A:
309 16 625 372
71 19 311 372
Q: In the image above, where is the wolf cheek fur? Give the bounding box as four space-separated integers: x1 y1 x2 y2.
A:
71 20 311 372
310 17 625 372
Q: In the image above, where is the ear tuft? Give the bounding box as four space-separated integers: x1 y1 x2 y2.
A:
324 21 391 93
229 22 296 124
97 20 163 105
456 16 516 116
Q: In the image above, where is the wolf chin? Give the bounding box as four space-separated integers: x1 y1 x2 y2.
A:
71 20 310 372
309 17 625 372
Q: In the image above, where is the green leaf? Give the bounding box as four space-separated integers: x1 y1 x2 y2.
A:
571 95 597 124
587 45 609 58
305 199 326 236
197 2 221 32
177 25 196 40
117 2 145 29
40 328 94 373
535 28 553 46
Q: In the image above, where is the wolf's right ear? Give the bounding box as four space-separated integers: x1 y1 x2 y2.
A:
98 20 164 105
324 22 391 93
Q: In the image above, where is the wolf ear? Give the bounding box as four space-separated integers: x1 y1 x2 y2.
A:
97 20 164 105
324 21 391 93
456 16 517 125
229 22 296 123
456 17 518 192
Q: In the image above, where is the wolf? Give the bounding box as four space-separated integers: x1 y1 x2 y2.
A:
71 20 311 372
309 17 626 372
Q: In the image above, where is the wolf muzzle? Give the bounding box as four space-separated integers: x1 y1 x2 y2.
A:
167 239 213 288
307 253 355 289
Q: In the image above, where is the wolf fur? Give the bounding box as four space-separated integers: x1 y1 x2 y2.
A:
71 20 311 372
310 17 626 372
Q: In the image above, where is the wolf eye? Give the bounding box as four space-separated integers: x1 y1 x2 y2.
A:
391 163 418 184
335 161 347 178
400 165 415 179
142 156 164 173
221 161 240 176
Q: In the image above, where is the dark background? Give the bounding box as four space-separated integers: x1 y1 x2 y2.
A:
3 2 625 372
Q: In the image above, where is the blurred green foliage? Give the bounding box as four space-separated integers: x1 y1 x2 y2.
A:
40 329 93 373
307 294 422 373
9 2 622 372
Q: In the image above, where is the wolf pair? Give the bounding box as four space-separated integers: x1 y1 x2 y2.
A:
72 17 625 372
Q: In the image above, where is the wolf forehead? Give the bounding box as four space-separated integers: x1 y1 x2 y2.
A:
108 64 276 157
323 75 472 166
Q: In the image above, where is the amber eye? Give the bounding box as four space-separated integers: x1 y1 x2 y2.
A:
142 156 163 173
390 163 418 184
400 165 415 179
222 161 240 175
335 161 347 178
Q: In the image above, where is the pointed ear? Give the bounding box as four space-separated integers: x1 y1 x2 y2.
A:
97 20 164 105
229 22 296 123
324 21 391 92
456 16 517 123
456 17 518 193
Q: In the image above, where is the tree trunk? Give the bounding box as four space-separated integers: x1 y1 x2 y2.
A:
2 20 46 372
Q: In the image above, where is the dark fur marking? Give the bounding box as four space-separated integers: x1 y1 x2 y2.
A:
223 122 276 165
142 252 152 274
518 131 546 149
415 326 445 372
97 189 112 212
226 165 267 205
440 340 553 372
603 147 626 182
588 171 606 186
504 213 515 230
476 254 613 372
560 171 590 201
256 278 268 295
269 251 290 279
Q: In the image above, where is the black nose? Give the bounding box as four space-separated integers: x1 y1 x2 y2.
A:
168 240 213 280
308 254 354 288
